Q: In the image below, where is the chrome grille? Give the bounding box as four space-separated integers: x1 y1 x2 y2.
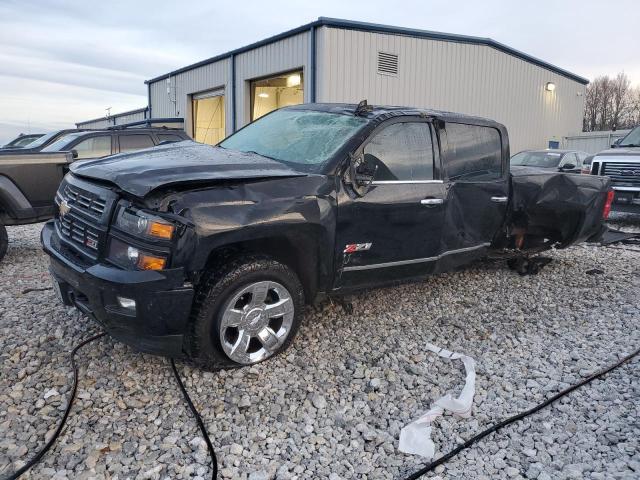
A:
602 162 640 187
55 178 114 258
59 214 100 251
63 184 107 217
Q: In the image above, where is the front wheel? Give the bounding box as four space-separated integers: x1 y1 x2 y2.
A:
188 256 304 369
0 223 7 262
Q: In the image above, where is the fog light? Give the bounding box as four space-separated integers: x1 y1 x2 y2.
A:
117 296 136 311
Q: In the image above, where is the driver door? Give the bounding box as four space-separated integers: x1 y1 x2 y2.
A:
335 119 448 289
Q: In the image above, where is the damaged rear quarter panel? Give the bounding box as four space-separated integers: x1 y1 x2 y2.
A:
156 175 338 295
509 167 611 247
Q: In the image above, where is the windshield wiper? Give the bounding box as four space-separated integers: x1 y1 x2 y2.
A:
245 150 277 161
619 143 640 147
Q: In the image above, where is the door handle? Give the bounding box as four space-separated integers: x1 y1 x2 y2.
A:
491 196 508 203
420 198 444 206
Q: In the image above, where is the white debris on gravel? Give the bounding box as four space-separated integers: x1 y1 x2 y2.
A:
0 220 638 480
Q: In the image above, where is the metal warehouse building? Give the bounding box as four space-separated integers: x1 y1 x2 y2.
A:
85 18 590 153
76 107 149 129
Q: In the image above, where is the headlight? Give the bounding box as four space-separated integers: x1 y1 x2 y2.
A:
114 207 175 240
108 237 167 270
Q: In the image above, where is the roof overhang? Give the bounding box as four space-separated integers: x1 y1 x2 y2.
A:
145 17 589 86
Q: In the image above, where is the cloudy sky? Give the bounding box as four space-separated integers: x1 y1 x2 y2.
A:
0 0 638 143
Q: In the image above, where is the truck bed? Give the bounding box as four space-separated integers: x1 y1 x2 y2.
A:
506 167 611 249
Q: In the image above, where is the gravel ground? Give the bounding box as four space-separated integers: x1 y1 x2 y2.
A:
0 219 638 480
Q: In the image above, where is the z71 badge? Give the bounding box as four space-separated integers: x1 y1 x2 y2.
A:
344 243 372 254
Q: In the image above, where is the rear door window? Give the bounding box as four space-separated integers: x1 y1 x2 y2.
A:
444 123 502 181
73 136 112 159
364 122 434 181
156 133 184 143
119 134 155 153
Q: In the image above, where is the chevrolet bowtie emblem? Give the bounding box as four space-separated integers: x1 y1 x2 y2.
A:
59 199 71 217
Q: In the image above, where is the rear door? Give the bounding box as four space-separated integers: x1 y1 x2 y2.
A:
437 122 509 270
335 118 447 288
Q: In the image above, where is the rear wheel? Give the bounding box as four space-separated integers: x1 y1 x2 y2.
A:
0 224 7 262
188 256 304 369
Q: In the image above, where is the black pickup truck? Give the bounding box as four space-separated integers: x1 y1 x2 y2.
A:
41 103 612 368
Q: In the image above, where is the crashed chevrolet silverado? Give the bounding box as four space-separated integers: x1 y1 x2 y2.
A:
41 103 613 368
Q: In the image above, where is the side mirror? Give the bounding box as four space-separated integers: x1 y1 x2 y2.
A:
349 154 378 195
560 163 576 171
71 149 79 159
611 139 622 148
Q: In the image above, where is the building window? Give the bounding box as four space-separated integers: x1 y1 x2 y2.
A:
192 90 225 145
251 70 303 121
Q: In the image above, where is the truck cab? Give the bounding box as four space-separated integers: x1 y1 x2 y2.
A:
41 103 611 368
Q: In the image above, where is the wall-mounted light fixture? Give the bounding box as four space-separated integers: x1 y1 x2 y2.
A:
287 74 301 87
257 92 270 98
545 82 556 92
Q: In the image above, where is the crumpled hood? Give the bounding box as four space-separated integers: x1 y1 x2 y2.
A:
70 140 306 197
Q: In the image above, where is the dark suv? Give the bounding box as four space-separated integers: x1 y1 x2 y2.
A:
0 126 189 260
41 103 611 368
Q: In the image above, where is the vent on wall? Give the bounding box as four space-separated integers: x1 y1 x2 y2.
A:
377 52 399 76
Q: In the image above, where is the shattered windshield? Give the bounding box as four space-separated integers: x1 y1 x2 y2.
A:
510 151 563 168
219 109 368 170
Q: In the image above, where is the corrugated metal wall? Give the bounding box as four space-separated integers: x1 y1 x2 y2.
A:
76 119 111 129
562 130 630 154
149 31 310 136
234 31 310 127
316 27 586 154
150 59 230 137
77 109 148 129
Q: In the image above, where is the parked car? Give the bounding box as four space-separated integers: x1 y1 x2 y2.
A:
40 127 189 160
581 155 594 174
0 126 190 261
590 126 640 213
41 103 612 369
0 129 86 155
1 133 44 149
510 149 589 174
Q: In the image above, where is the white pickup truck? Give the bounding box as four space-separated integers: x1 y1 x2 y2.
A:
590 126 640 213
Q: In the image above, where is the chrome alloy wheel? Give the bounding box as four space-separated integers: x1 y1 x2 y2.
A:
219 280 295 364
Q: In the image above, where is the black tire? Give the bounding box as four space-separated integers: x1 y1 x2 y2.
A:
0 223 7 262
187 255 305 369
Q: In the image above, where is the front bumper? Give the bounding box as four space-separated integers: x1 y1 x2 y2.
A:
41 220 194 357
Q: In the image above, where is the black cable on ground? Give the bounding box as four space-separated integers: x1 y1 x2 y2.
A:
170 359 218 480
402 346 640 480
2 332 106 480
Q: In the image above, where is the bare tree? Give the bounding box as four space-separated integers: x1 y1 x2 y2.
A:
583 73 639 131
610 72 630 130
626 86 640 126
